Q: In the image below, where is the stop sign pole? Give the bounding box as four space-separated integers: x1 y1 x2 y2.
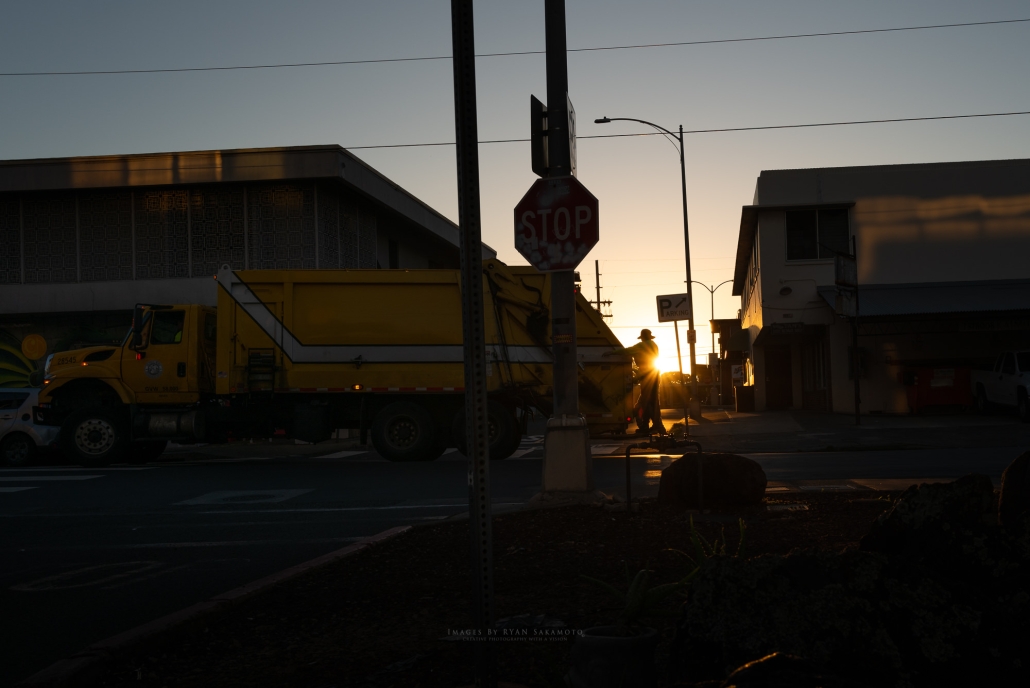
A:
539 0 594 493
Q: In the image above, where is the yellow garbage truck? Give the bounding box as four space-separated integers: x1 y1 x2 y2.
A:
35 260 632 465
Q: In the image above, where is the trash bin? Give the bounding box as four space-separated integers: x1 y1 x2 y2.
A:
734 385 755 413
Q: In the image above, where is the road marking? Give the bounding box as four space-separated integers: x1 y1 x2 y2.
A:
0 475 103 482
176 489 313 505
508 449 537 459
591 445 621 454
0 486 38 493
193 502 526 515
179 457 274 464
11 561 165 591
0 466 157 472
315 450 369 459
120 537 366 548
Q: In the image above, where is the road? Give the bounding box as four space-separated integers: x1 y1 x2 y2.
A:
2 438 1025 684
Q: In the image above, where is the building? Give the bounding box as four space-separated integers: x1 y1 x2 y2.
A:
732 157 1030 414
0 145 495 387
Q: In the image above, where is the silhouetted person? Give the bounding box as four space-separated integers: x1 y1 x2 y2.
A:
627 329 665 434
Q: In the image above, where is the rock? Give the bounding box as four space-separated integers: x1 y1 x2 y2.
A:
999 450 1030 527
657 453 766 509
859 474 995 555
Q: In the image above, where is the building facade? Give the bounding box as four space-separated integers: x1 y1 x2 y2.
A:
0 145 495 386
732 158 1030 414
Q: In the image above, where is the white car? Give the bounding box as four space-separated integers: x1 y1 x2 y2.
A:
972 351 1030 422
1 388 60 466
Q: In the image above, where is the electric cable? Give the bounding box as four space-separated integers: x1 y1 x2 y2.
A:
2 18 1026 77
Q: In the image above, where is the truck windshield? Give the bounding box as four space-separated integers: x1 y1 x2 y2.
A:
1018 352 1030 373
152 311 186 345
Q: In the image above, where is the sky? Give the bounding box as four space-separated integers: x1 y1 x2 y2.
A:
3 1 1030 372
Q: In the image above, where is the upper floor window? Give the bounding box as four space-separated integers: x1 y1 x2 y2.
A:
786 208 850 260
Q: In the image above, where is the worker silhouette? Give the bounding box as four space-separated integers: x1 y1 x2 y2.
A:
627 329 666 434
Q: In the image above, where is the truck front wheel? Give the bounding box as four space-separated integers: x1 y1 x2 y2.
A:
62 408 128 467
371 402 439 462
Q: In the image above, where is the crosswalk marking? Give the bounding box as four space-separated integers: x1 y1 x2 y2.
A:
0 475 103 482
0 486 38 493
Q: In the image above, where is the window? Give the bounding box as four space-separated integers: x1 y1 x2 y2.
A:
204 313 217 343
388 239 399 269
151 310 185 345
1001 353 1016 375
0 392 30 411
786 208 850 260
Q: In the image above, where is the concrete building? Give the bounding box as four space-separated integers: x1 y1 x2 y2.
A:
0 145 495 387
732 157 1030 414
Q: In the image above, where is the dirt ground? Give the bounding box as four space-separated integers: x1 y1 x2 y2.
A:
95 493 899 688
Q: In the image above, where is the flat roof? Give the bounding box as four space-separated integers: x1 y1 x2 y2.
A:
0 144 497 259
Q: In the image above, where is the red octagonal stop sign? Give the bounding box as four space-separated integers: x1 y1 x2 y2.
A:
514 176 599 272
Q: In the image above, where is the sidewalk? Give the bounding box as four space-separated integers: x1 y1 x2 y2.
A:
660 407 1030 454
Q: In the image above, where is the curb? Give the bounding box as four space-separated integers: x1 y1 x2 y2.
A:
17 525 411 688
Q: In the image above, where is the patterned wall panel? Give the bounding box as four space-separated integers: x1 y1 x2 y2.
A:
79 191 133 282
135 190 189 280
316 184 341 269
190 187 245 277
22 195 77 284
0 197 20 284
340 196 358 268
248 185 315 270
358 202 378 268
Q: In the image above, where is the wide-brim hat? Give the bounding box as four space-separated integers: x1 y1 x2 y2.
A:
638 329 655 340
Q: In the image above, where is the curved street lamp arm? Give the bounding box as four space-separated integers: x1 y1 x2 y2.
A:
595 116 681 154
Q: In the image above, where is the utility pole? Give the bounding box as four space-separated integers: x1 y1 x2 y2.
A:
852 235 861 426
541 0 593 494
450 1 495 685
679 125 698 414
591 259 612 318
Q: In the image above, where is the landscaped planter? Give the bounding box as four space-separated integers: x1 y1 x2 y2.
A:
566 625 660 688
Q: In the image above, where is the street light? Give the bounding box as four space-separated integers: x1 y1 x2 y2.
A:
595 115 699 406
691 280 733 355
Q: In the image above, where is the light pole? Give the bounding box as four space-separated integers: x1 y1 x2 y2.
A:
595 116 698 405
691 280 733 355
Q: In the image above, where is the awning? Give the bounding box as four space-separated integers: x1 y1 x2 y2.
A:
817 279 1030 318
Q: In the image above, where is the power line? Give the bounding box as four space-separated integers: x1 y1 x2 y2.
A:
2 18 1027 77
344 110 1030 150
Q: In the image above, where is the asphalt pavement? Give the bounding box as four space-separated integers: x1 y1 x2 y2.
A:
4 412 1029 685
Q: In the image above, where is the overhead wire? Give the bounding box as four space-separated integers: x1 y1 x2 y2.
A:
1 18 1027 77
341 110 1030 150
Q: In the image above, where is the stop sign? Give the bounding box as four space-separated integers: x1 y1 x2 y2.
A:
514 176 599 271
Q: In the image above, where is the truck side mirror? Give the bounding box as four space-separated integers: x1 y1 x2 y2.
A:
132 306 145 350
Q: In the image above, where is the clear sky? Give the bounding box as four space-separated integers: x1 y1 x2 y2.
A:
3 1 1029 372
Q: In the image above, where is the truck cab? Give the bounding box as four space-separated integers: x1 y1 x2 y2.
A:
36 304 216 465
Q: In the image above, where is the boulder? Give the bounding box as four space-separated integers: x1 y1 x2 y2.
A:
657 453 766 509
999 450 1030 527
859 473 995 556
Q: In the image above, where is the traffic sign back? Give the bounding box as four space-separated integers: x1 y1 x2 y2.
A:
514 176 598 272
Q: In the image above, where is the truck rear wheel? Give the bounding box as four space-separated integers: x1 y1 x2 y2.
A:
452 400 522 460
371 402 439 462
62 407 128 467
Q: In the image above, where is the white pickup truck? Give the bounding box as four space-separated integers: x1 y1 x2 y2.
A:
972 351 1030 422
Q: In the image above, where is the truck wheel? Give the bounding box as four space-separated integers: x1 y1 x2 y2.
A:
62 408 128 467
1 433 35 467
371 402 438 462
974 385 990 415
452 400 522 460
132 440 169 463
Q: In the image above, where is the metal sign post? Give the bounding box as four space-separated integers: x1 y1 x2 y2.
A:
658 293 693 436
450 1 495 685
